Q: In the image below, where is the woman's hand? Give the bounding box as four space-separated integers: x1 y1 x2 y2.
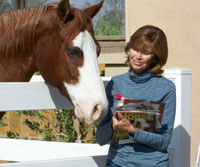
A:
117 99 124 106
112 112 136 135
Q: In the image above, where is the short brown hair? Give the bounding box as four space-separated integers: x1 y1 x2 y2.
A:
125 25 168 76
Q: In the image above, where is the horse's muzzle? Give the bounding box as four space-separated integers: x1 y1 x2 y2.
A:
75 103 107 124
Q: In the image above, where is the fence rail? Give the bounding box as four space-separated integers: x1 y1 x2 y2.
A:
0 68 192 167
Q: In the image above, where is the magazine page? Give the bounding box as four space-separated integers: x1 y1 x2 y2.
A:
111 95 165 144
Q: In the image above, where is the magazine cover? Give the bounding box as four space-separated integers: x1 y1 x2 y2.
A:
111 94 166 144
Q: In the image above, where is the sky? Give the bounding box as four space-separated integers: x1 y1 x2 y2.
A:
44 0 99 8
44 0 104 25
70 0 98 8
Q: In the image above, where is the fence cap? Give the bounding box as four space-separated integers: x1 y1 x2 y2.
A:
164 67 192 75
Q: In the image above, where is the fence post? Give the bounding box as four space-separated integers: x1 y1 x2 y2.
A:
164 68 192 167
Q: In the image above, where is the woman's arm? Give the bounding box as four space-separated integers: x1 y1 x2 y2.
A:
96 111 114 146
129 84 176 152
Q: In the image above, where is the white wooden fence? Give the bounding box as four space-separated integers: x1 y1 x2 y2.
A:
0 68 192 167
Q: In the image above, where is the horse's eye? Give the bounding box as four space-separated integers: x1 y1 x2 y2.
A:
66 48 80 57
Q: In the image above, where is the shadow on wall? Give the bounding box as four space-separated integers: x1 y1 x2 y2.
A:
168 125 190 167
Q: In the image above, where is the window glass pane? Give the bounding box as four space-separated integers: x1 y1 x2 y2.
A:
93 0 125 35
0 0 125 35
68 0 125 35
25 0 60 7
26 0 46 7
25 0 125 36
0 0 18 12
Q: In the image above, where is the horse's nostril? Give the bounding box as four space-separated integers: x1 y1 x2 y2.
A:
91 104 101 122
76 104 84 120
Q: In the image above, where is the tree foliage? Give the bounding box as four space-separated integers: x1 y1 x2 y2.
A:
0 1 13 12
94 10 122 35
94 0 125 36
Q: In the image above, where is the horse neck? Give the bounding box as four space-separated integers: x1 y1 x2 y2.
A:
0 55 37 82
0 6 46 59
0 7 47 82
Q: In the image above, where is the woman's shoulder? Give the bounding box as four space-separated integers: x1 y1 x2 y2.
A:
111 72 129 81
153 75 176 90
106 73 130 91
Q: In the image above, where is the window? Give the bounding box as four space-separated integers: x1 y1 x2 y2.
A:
0 0 18 12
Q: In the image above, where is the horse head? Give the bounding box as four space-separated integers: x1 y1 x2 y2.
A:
34 0 108 124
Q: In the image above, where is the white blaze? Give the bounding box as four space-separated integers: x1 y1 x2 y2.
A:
64 31 108 123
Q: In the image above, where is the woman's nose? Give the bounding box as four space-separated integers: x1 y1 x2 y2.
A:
135 52 142 59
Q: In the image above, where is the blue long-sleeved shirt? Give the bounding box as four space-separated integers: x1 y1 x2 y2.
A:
96 71 176 167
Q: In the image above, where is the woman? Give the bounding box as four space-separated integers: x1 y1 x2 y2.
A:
96 25 176 167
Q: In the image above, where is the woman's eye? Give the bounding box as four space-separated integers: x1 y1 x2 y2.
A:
143 52 149 55
143 52 152 56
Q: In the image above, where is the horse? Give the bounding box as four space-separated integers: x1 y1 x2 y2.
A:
0 0 108 124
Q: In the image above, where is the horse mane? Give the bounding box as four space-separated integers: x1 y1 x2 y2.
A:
0 6 47 58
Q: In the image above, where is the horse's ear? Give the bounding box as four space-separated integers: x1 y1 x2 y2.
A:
57 0 72 23
84 0 104 19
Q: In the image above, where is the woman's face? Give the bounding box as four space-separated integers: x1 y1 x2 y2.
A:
129 48 154 74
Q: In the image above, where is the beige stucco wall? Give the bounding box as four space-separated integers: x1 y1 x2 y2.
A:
125 0 200 166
